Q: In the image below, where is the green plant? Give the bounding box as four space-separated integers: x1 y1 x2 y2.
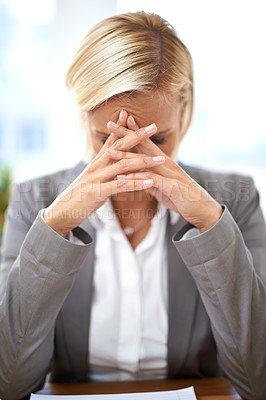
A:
0 165 12 235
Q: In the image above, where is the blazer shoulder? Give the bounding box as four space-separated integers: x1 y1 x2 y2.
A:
181 161 251 185
181 162 255 199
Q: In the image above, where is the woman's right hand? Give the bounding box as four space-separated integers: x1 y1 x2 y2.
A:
43 111 165 238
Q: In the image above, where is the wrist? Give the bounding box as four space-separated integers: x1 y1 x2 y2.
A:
197 204 223 234
43 208 70 238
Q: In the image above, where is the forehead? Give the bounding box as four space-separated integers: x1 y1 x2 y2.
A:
88 91 180 130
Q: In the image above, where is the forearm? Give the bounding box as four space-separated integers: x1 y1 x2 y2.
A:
0 212 92 400
174 207 266 400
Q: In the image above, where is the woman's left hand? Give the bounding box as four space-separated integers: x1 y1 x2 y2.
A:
106 115 223 234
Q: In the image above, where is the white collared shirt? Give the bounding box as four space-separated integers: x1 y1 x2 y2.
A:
87 199 179 381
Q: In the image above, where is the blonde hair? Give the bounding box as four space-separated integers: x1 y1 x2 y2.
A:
66 11 194 142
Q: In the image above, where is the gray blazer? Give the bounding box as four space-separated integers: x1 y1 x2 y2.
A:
0 161 266 400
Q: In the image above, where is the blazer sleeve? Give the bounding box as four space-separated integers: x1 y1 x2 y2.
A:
173 176 266 400
0 183 92 400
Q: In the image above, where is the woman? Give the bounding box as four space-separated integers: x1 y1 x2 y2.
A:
0 11 265 400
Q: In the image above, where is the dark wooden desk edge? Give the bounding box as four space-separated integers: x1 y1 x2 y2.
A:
37 377 242 397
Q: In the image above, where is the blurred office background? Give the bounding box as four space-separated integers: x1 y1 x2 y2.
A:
0 0 266 215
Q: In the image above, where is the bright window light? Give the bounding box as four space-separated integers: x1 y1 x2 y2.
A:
7 0 56 25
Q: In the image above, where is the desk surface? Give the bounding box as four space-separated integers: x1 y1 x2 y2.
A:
37 377 242 400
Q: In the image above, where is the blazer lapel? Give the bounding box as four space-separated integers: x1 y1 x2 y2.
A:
166 213 199 378
60 218 96 381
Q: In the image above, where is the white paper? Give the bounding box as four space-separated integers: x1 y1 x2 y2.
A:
31 386 197 400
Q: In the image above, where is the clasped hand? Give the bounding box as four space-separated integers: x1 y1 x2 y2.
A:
44 110 223 237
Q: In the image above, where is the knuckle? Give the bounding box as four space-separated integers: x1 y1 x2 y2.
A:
144 173 152 179
134 180 139 189
111 141 120 150
118 158 129 171
143 157 151 165
135 129 143 138
117 179 127 188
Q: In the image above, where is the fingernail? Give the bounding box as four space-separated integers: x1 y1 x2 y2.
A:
105 148 117 155
145 123 156 134
128 115 135 126
143 179 154 185
153 156 165 163
107 121 119 129
119 110 127 121
117 174 127 179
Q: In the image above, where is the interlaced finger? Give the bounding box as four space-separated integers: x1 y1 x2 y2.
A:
126 115 166 158
127 115 139 131
107 121 158 152
101 177 154 198
97 153 165 182
89 110 129 168
104 148 146 160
